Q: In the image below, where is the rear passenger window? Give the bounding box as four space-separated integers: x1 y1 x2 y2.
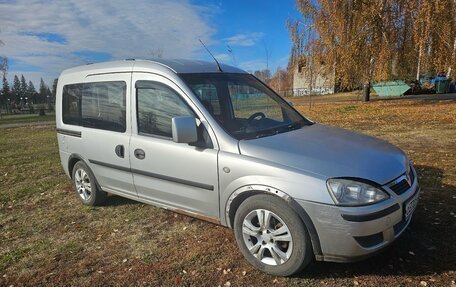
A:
136 81 194 138
62 81 126 132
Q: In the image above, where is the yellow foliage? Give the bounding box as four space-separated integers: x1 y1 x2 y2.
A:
289 0 456 88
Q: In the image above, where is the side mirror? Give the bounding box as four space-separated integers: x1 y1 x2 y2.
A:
172 116 198 144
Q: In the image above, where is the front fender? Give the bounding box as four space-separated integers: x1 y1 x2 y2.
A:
218 151 332 225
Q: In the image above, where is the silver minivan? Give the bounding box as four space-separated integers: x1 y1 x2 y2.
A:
56 59 419 276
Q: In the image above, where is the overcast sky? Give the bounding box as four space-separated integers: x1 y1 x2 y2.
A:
0 0 300 87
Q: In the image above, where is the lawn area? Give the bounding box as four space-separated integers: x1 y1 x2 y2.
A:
0 113 55 125
0 99 455 286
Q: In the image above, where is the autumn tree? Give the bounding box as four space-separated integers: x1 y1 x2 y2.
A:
0 57 7 78
0 33 7 78
253 69 271 82
267 68 293 93
289 0 456 89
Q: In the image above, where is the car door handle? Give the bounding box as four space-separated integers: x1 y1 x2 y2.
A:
115 145 124 158
134 148 145 160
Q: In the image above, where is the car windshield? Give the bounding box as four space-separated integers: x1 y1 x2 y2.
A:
179 73 312 140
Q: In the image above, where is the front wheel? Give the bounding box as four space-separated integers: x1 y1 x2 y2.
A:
233 194 313 276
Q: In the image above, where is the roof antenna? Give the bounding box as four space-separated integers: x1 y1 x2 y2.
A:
199 39 223 72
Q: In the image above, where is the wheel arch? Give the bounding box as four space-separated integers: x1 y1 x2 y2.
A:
225 185 323 257
68 153 85 179
68 154 103 192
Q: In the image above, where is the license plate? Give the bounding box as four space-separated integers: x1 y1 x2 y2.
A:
404 193 419 221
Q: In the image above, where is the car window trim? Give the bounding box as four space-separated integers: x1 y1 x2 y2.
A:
134 80 214 148
133 71 221 150
62 80 128 133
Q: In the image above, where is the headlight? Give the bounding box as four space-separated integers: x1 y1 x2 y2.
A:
326 178 389 206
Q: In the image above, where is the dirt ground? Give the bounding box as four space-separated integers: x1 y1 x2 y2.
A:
0 99 455 286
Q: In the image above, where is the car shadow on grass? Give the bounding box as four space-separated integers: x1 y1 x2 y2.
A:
103 194 142 206
295 165 455 279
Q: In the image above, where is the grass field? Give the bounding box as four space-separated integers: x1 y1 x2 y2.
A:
0 99 455 286
0 113 55 125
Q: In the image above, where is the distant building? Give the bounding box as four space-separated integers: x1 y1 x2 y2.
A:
292 58 335 96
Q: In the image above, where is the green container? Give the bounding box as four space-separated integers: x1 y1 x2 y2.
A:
435 79 450 94
372 81 410 97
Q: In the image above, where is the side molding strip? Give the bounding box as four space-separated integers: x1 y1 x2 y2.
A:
57 128 82 138
88 159 131 172
131 168 214 191
88 159 214 191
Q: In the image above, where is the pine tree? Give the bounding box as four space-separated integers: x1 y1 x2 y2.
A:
12 75 21 103
46 87 51 103
39 78 47 104
26 81 36 103
51 78 58 101
20 74 27 100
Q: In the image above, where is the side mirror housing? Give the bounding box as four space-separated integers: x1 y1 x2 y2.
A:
172 116 198 144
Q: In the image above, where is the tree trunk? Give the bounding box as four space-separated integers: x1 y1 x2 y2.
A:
363 82 371 102
447 37 456 78
416 42 423 81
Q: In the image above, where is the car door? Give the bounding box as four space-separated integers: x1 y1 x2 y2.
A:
130 72 219 218
81 73 136 199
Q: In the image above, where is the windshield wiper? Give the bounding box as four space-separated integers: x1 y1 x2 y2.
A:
254 129 280 139
253 122 302 139
280 122 302 132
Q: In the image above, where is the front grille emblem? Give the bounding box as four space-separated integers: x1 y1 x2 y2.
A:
405 170 412 186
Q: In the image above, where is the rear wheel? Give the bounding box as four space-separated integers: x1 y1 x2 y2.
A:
72 161 106 206
233 194 313 276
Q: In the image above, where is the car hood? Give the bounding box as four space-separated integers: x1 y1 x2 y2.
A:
238 123 407 185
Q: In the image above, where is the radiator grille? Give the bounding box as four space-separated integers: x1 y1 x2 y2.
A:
389 168 415 195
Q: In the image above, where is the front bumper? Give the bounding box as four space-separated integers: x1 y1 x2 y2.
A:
297 174 420 263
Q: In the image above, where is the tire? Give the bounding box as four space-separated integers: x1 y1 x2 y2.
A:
72 161 107 206
233 194 313 276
